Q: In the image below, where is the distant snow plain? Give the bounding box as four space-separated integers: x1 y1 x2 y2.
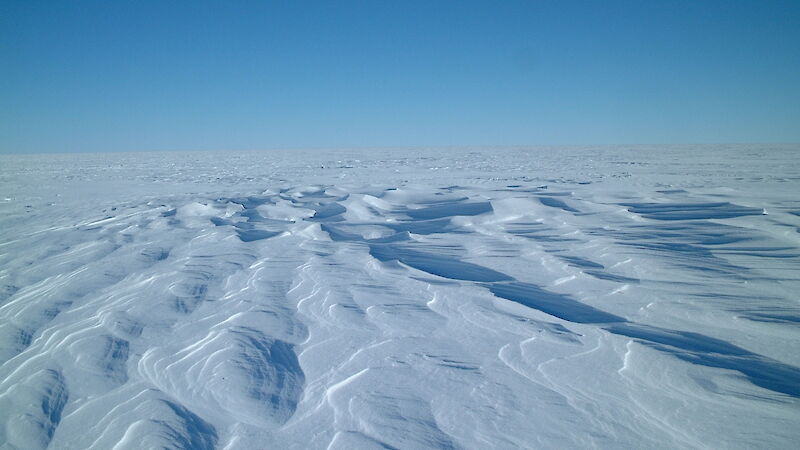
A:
0 145 798 449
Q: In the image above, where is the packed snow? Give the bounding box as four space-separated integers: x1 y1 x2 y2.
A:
0 145 798 449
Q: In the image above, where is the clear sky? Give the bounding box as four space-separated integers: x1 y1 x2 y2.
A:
2 0 799 153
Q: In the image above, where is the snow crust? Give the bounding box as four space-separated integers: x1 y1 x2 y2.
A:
0 145 798 449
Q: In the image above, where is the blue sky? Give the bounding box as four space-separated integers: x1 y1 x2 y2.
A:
2 0 799 153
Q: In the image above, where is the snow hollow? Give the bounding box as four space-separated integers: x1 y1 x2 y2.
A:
0 145 798 449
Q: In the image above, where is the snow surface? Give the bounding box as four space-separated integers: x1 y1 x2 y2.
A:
0 145 798 449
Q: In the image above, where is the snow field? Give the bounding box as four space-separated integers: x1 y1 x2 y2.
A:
0 146 798 448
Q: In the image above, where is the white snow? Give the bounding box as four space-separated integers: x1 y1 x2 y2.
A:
0 145 799 449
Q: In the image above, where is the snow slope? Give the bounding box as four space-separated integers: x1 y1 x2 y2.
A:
0 145 798 449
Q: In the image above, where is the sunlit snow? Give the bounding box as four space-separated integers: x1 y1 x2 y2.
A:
0 145 798 449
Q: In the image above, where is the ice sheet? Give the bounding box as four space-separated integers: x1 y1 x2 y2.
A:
1 145 798 449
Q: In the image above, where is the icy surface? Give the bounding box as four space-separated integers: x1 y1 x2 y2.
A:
0 145 799 449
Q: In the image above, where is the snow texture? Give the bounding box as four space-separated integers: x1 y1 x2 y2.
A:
0 145 798 449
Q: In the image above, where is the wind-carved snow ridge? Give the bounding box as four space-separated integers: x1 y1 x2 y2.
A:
1 146 799 448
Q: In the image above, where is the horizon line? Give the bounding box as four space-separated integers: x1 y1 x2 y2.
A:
2 142 799 156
